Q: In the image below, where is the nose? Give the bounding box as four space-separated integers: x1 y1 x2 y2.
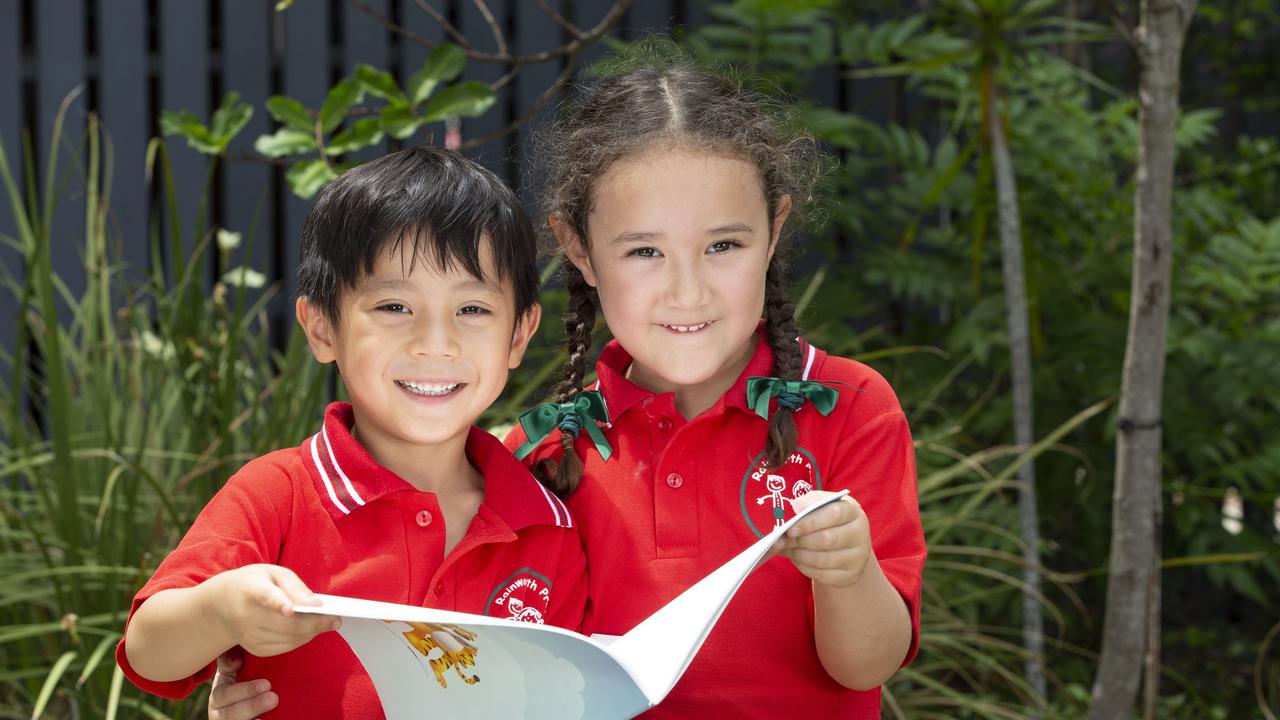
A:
407 314 460 359
662 254 713 309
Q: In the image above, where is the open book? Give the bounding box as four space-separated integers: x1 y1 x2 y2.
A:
295 490 849 719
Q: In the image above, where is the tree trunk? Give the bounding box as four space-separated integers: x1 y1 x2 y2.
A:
984 67 1046 708
1088 2 1197 718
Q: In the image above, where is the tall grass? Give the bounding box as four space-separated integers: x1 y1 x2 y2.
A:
0 107 330 717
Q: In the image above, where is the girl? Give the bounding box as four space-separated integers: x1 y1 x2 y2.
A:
520 62 925 718
211 61 924 720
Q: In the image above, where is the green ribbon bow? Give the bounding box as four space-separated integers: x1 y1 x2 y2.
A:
745 377 841 420
513 390 613 461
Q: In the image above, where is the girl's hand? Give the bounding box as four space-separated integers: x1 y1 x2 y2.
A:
209 564 338 658
773 491 873 589
209 651 278 720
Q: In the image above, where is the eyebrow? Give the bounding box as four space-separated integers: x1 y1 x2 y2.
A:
609 223 756 245
357 278 413 294
708 222 754 235
610 231 660 245
357 277 503 295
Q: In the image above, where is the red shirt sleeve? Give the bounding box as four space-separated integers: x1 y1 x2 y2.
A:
815 365 926 668
836 409 925 666
115 455 294 698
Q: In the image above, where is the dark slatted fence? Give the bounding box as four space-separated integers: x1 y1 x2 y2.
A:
0 0 846 352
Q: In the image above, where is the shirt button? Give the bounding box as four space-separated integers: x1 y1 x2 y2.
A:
657 418 673 432
415 510 433 527
666 473 683 489
434 580 445 595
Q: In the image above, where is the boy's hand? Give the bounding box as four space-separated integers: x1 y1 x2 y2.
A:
209 650 277 720
773 491 873 589
209 564 338 658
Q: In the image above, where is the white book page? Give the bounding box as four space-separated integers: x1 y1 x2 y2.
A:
604 490 848 705
296 595 650 719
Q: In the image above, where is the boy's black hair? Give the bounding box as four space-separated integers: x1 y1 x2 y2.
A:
297 146 538 323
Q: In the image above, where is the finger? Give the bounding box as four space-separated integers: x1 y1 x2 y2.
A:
782 546 864 572
295 612 342 636
211 690 279 720
256 582 297 617
787 500 859 538
257 612 341 649
211 677 272 710
268 567 319 611
794 522 863 552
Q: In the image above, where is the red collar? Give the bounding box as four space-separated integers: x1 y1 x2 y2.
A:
302 402 572 529
594 324 813 422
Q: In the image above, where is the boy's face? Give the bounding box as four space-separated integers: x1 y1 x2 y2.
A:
297 236 540 464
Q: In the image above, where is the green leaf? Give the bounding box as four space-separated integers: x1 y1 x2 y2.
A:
210 92 253 143
286 159 338 199
326 118 384 155
275 0 294 9
319 78 366 134
408 44 467 105
380 104 423 140
254 128 317 158
422 81 497 122
266 96 313 133
356 64 406 103
77 635 119 688
1176 108 1223 150
159 110 223 155
32 651 77 719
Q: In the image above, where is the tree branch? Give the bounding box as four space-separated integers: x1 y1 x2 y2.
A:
347 0 631 65
412 0 472 49
460 50 580 150
537 0 588 40
471 0 508 57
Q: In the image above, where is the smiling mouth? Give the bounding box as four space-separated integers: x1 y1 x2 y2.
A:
662 321 713 334
396 380 463 397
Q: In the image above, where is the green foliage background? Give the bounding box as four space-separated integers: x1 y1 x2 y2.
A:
1 1 1277 718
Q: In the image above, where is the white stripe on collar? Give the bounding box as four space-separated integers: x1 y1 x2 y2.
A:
801 342 816 381
310 434 350 515
535 480 572 528
322 425 366 507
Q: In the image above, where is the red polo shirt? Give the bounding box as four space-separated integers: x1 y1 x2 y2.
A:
116 402 587 718
507 332 925 718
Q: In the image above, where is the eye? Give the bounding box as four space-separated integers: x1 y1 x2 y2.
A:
708 240 742 254
625 247 661 258
377 303 409 314
459 305 491 316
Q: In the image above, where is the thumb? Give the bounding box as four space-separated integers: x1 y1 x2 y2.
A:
789 490 837 513
268 566 319 614
216 648 244 675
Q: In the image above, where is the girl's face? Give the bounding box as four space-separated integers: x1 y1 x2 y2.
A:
559 148 790 415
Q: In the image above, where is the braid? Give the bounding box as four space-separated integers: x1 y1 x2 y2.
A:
536 261 598 497
763 262 803 469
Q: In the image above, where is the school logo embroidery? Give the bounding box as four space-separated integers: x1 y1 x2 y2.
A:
484 568 552 624
738 448 822 538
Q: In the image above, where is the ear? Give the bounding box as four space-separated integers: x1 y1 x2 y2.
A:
549 214 598 287
767 194 793 264
508 303 543 370
296 297 338 364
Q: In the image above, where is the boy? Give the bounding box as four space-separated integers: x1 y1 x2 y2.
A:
116 147 587 718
